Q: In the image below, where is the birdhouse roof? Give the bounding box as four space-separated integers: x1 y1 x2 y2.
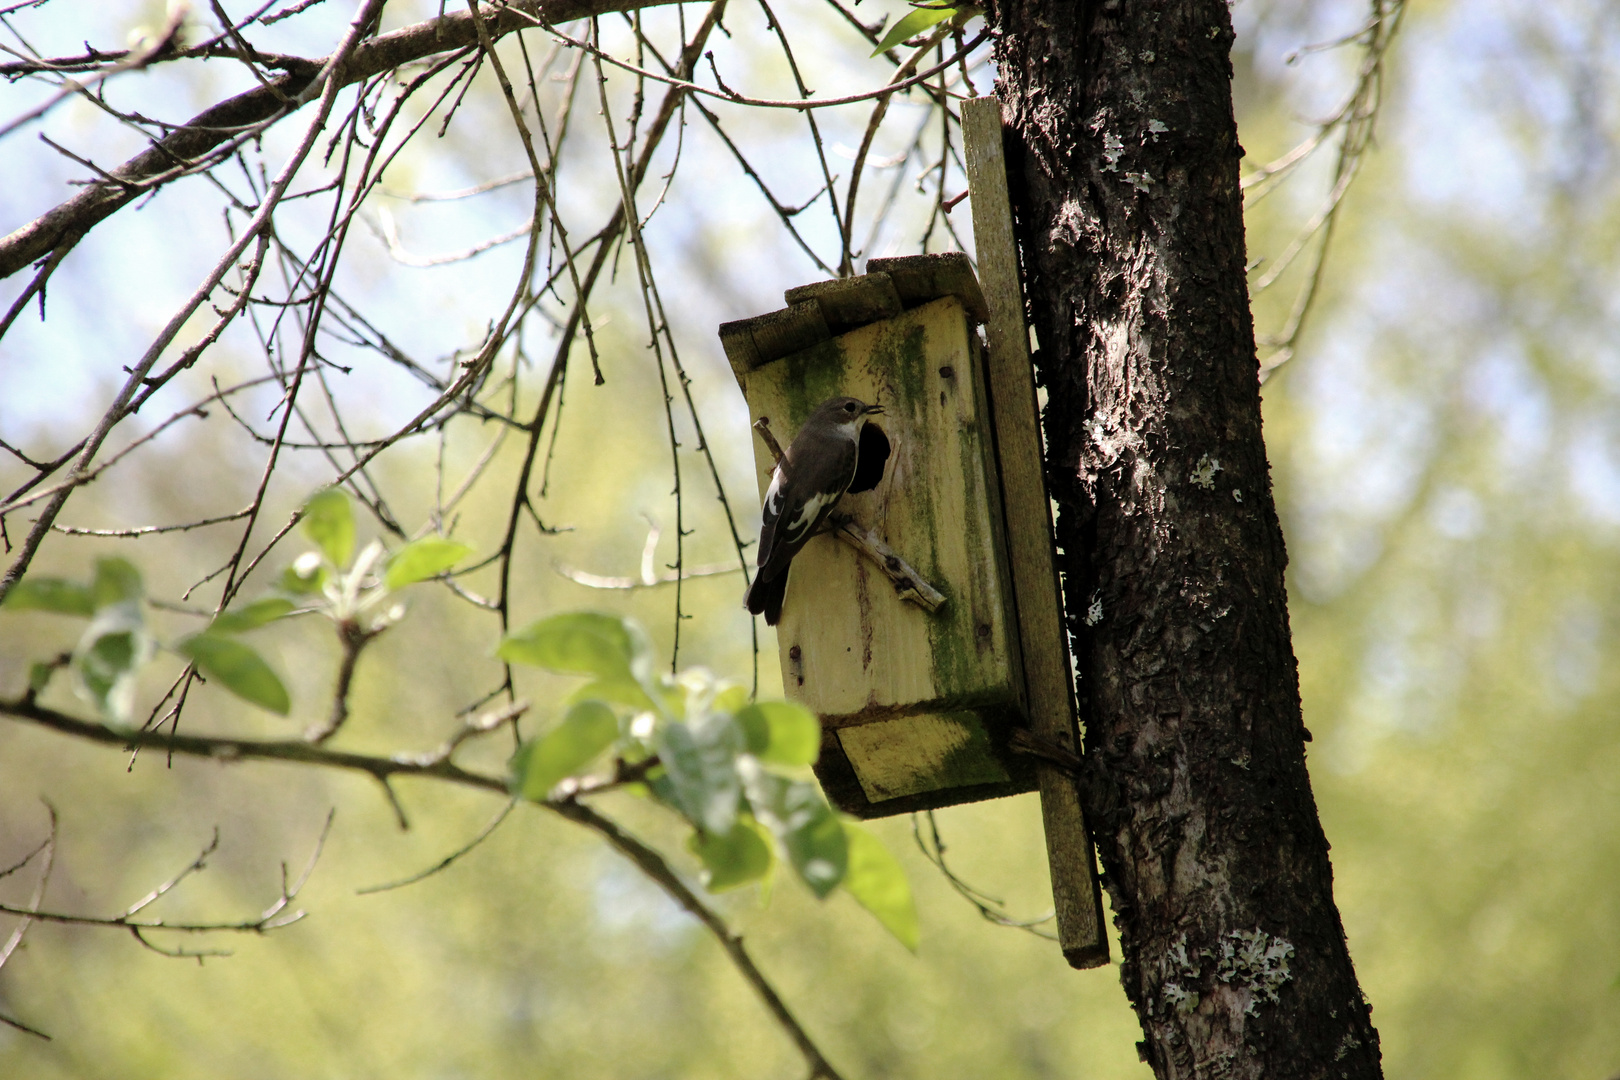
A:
718 252 989 383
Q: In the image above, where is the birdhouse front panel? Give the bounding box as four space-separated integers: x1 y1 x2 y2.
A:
734 290 1038 814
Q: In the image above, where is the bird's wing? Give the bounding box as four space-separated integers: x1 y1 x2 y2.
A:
755 438 858 581
755 464 787 571
777 487 841 549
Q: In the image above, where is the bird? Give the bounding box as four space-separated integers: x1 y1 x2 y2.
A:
745 395 886 625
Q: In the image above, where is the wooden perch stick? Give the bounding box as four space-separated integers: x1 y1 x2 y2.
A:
753 417 947 614
752 416 788 461
826 511 947 613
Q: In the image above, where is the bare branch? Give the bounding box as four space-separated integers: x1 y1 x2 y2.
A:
1 699 848 1080
356 797 519 894
541 18 988 116
0 2 187 140
911 810 1057 940
122 830 222 918
491 1 728 655
555 517 739 588
1 696 511 794
381 171 532 202
1 374 281 518
558 799 848 1080
0 801 58 1038
556 560 740 589
368 206 534 267
303 618 384 743
1250 0 1407 378
50 509 253 538
0 0 689 282
408 700 531 767
827 510 947 613
0 820 327 939
0 0 413 606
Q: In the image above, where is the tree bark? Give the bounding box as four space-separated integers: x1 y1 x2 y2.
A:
989 1 1384 1076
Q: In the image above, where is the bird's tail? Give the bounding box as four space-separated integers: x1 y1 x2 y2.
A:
743 570 788 626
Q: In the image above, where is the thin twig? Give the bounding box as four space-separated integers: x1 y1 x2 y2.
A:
0 0 391 605
534 18 987 113
1250 0 1406 378
0 802 56 1039
304 619 383 743
912 810 1057 940
356 797 519 894
0 812 332 941
0 4 188 140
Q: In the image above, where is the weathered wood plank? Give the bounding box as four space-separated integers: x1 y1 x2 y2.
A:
962 94 1109 969
720 321 763 384
868 252 990 324
718 299 832 380
784 272 904 334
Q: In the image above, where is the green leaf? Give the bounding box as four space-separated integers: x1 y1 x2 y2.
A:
688 817 774 892
91 557 143 607
735 701 822 766
655 715 743 836
783 799 846 898
871 4 956 56
279 554 328 595
384 537 474 590
210 597 296 633
73 602 151 723
511 700 620 800
646 767 679 808
2 577 95 616
28 661 57 695
749 774 847 898
499 613 665 713
841 821 919 950
177 631 290 715
302 488 355 568
498 612 652 679
712 682 750 716
78 630 142 720
568 676 661 715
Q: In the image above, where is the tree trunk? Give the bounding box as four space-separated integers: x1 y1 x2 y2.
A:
988 1 1384 1075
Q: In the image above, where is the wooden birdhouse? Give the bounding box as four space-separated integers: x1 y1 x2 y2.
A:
722 254 1033 816
720 100 1107 968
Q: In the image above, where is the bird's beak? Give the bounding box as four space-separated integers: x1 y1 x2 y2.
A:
863 403 885 415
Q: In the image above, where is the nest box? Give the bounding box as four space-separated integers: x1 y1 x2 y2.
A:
720 252 1065 818
717 101 1107 969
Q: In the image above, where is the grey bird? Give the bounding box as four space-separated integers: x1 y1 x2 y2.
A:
745 395 887 625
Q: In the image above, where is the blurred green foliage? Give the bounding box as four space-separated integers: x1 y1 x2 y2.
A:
501 607 917 944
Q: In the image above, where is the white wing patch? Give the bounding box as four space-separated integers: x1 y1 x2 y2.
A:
764 467 784 517
781 489 836 546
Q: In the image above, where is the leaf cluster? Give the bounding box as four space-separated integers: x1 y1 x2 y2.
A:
501 612 918 949
3 489 474 723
